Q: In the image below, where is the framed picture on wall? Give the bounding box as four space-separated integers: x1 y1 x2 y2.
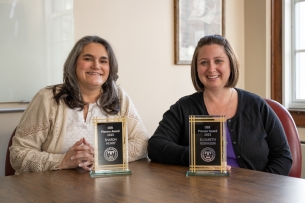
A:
174 0 225 64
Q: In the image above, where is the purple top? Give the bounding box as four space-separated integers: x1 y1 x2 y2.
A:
226 125 239 167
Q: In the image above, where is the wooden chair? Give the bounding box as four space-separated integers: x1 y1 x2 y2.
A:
5 127 16 176
264 98 302 178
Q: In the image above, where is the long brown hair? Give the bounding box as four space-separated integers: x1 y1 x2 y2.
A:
50 36 119 115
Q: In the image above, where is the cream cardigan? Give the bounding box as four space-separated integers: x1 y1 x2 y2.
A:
10 86 149 174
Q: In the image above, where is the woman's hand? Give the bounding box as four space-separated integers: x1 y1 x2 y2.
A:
76 138 94 170
58 138 94 171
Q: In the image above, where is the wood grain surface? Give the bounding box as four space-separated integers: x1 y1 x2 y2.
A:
0 158 304 203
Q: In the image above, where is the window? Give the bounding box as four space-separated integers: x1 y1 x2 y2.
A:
271 0 305 127
283 0 305 109
293 0 305 101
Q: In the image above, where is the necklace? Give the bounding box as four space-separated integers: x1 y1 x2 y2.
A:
204 88 233 117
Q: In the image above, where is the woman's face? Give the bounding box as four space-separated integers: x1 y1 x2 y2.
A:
196 44 231 90
76 42 110 92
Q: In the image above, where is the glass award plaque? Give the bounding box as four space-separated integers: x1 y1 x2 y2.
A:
186 115 229 176
90 117 131 178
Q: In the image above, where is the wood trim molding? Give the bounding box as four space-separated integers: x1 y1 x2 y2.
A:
271 0 282 103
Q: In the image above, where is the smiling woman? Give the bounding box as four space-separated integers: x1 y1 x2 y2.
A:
76 43 110 94
148 34 292 176
9 36 149 175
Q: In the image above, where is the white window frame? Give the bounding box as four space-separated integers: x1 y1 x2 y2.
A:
283 0 305 109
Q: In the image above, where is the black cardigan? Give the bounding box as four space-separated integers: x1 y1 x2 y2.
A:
148 88 292 175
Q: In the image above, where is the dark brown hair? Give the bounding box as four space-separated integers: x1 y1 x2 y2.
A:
50 36 119 115
191 34 239 92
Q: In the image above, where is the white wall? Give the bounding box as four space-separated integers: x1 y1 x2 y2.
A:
244 0 270 97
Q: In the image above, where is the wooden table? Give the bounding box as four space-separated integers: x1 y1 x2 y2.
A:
0 158 304 203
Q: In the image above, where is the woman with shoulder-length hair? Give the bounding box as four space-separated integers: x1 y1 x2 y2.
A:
148 34 292 176
10 36 149 174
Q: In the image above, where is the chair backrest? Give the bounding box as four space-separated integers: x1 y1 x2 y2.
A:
264 98 302 178
5 127 16 176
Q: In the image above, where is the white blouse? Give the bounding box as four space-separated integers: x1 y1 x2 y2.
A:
62 103 106 153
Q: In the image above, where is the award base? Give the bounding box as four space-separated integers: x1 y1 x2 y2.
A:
186 170 230 177
90 169 131 178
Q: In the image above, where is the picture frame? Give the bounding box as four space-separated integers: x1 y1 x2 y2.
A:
174 0 225 64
